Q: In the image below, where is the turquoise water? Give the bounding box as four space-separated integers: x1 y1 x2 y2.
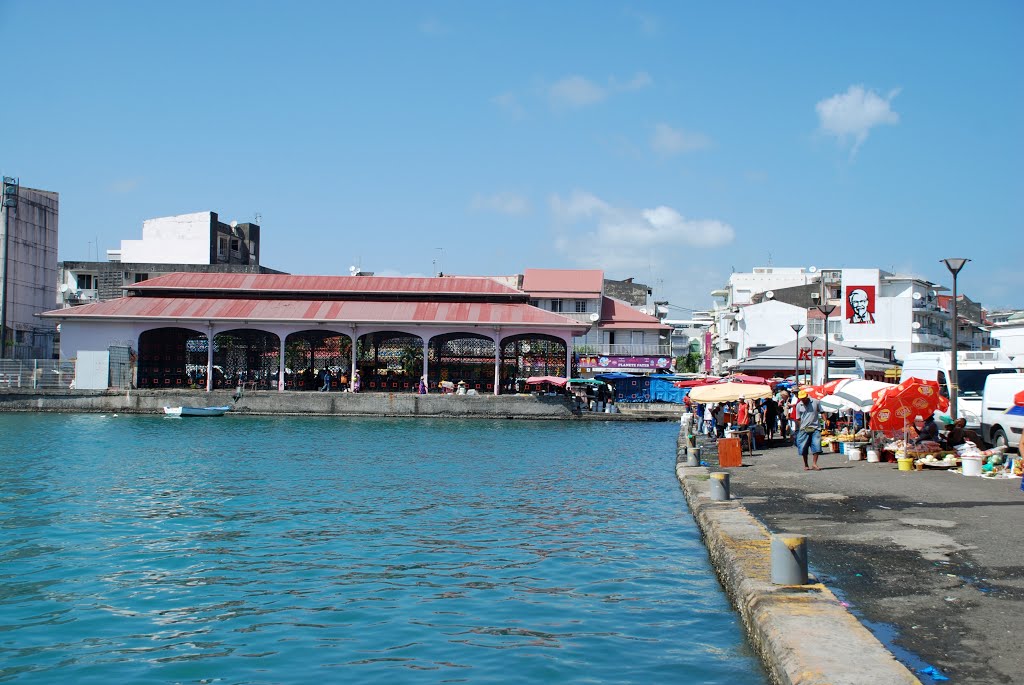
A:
0 414 766 684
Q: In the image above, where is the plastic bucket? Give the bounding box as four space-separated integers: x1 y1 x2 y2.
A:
866 449 880 463
848 447 862 461
897 457 914 472
961 456 983 477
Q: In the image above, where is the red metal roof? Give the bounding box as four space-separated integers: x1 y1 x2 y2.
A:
130 273 524 297
43 297 588 330
521 269 604 296
599 297 671 330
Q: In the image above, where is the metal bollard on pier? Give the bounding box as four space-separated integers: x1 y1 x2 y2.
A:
686 446 700 467
709 472 730 501
770 534 809 585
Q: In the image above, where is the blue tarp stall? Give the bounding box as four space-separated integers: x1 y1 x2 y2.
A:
596 373 691 403
649 375 690 404
597 373 649 402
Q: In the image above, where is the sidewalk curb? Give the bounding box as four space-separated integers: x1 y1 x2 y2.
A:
675 458 922 685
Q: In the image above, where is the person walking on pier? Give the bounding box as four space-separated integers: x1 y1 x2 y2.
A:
795 389 823 471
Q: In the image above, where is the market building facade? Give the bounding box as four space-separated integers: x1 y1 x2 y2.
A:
43 272 590 394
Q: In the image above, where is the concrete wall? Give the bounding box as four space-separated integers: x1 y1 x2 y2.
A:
0 389 580 419
121 211 212 264
3 187 58 357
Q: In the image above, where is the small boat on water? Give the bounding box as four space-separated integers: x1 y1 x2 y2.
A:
163 405 232 417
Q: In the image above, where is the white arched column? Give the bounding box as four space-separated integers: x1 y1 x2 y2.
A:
278 336 286 392
492 329 502 395
206 323 216 392
421 335 430 393
349 327 359 391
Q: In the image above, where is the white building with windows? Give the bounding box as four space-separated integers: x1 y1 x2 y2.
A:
521 269 670 374
58 211 281 309
709 266 982 375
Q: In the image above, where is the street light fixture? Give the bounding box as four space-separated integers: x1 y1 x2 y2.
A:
815 304 837 384
805 335 818 386
941 258 970 420
790 323 804 384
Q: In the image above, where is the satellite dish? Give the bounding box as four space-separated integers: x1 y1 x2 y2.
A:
230 220 238 228
912 321 922 330
639 307 651 315
589 312 600 322
808 266 818 273
929 290 937 297
913 292 922 300
60 284 69 293
735 312 744 321
349 265 358 275
765 290 774 299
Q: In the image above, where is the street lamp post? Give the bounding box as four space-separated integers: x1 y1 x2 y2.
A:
1 176 19 360
816 304 837 384
790 323 804 384
805 335 818 385
941 258 970 420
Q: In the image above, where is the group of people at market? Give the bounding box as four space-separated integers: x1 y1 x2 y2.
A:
692 385 974 471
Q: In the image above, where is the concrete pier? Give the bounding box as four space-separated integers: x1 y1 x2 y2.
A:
675 436 920 684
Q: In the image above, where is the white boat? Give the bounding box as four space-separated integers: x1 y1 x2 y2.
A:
163 405 232 417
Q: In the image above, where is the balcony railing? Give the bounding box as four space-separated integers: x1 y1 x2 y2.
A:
574 343 672 357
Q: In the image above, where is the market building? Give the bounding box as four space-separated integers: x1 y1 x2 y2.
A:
42 272 590 393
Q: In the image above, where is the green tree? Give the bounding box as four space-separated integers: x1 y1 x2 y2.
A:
676 351 702 374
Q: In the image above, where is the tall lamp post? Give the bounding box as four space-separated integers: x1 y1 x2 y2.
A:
805 335 818 385
941 258 970 420
1 176 19 360
790 323 804 384
815 304 837 384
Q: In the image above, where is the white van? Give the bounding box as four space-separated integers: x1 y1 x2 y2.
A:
899 351 1018 429
980 374 1024 452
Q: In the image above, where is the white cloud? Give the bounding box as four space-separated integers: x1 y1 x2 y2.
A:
549 76 607 109
816 85 900 153
550 191 734 271
491 91 525 118
651 123 711 155
615 71 653 91
471 191 531 215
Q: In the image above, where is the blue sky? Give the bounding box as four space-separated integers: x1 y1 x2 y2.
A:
2 1 1021 312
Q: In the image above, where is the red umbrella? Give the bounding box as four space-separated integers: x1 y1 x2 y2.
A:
869 377 949 434
800 378 846 400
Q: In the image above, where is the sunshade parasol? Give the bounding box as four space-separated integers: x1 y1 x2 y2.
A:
688 381 773 403
869 377 948 434
820 379 891 413
525 376 567 387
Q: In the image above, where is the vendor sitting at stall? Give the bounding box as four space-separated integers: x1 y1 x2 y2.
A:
911 414 940 445
944 417 968 449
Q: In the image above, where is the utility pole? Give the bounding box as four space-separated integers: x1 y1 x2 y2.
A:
1 176 19 359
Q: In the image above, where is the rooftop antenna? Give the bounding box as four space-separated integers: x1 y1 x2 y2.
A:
253 212 262 225
435 247 444 276
767 251 773 267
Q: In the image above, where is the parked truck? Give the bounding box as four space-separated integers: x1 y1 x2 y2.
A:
980 373 1024 452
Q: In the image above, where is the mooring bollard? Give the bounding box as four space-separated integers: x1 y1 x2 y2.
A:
709 472 730 500
686 446 701 467
771 534 809 585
